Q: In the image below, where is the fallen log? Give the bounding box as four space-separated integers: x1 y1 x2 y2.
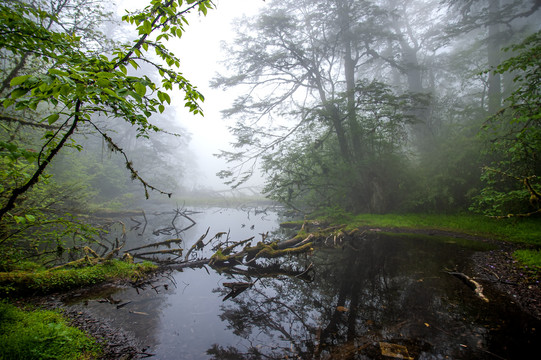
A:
167 259 210 271
276 224 346 249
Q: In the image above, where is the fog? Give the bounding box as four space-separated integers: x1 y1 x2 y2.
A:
113 0 265 193
2 0 540 214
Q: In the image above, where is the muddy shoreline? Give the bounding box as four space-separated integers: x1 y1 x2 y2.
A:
369 226 540 319
28 227 541 359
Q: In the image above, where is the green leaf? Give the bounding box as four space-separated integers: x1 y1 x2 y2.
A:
45 113 60 125
96 78 111 87
49 69 70 77
11 88 29 99
59 84 71 96
102 88 120 99
96 71 115 79
157 91 171 105
199 2 208 16
142 20 152 34
10 75 31 87
129 59 139 70
162 92 171 105
133 82 147 97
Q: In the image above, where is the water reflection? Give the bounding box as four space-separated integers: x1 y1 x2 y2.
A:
211 233 539 359
65 209 540 359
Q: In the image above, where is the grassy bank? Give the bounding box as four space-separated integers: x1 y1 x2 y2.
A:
307 210 541 269
0 259 157 296
310 211 541 244
0 259 157 359
0 301 100 359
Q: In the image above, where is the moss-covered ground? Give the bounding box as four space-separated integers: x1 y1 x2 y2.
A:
0 300 100 359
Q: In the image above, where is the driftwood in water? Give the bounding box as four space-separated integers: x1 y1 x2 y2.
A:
167 259 211 271
125 238 183 253
446 270 489 302
132 248 183 258
184 227 210 261
210 240 314 267
276 224 351 250
277 233 315 250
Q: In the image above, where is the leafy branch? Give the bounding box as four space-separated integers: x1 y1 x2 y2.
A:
0 0 213 220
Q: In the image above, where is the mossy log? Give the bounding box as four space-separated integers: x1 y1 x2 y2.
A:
50 243 125 270
210 241 313 266
276 224 346 249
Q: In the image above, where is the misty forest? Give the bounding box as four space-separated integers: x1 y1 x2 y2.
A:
1 0 540 359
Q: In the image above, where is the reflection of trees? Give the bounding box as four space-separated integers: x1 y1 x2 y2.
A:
208 234 498 359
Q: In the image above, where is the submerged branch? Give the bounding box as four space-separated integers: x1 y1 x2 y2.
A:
125 238 183 253
446 270 489 302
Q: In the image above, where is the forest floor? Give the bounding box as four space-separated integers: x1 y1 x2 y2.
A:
25 227 541 359
472 248 541 319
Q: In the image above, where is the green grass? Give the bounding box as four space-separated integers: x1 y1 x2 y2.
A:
514 249 541 270
307 211 541 270
0 260 156 296
0 301 100 359
311 212 541 246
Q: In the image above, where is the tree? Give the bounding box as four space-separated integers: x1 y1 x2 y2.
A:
442 0 541 114
0 0 212 266
214 0 417 212
473 30 541 217
0 0 210 216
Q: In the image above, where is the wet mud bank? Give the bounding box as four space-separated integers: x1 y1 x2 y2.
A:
472 249 541 320
28 282 157 359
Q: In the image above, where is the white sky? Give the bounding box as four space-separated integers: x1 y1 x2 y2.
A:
118 0 265 190
173 0 265 191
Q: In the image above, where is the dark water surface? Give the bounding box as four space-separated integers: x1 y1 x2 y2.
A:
65 208 540 359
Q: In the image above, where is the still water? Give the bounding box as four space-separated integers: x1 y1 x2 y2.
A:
66 207 540 359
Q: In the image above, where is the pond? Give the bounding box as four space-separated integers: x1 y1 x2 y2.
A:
64 207 540 359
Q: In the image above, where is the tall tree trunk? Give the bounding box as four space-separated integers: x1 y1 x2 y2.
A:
399 41 433 152
487 0 502 114
338 0 362 161
312 67 351 162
